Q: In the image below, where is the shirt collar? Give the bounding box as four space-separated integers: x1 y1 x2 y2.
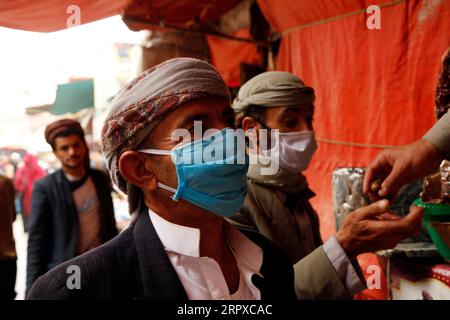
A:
225 224 263 276
148 208 264 276
148 208 201 257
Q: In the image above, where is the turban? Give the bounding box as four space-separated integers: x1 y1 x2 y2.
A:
231 71 315 115
45 119 84 146
101 57 230 193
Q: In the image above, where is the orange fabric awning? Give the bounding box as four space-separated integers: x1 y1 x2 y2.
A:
207 28 262 87
0 0 252 85
0 0 258 88
0 0 127 32
123 0 242 32
0 0 243 33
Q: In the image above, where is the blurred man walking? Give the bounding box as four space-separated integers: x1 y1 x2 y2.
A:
26 119 117 295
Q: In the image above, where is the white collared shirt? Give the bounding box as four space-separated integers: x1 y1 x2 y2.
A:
148 209 264 300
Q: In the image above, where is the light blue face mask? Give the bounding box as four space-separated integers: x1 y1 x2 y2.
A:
138 128 249 217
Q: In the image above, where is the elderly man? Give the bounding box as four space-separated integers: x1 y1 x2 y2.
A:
27 119 117 295
229 71 425 299
28 58 296 300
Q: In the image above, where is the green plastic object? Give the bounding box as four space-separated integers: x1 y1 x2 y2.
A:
414 198 450 261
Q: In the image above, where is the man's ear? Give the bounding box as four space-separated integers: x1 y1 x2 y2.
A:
242 116 262 155
241 116 261 132
118 150 157 192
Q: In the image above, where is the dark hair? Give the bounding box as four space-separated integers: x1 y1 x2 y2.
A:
51 127 90 170
127 182 146 216
235 104 267 128
124 135 155 216
50 127 85 151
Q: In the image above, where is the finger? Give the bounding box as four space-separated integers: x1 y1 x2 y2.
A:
364 156 386 193
403 205 424 229
355 199 390 220
379 162 407 197
364 154 393 194
363 165 376 194
377 212 402 221
372 205 424 236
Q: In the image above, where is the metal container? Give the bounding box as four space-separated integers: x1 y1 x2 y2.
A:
332 167 430 242
332 168 368 231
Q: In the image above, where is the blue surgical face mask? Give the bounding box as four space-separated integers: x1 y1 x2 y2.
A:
138 128 249 217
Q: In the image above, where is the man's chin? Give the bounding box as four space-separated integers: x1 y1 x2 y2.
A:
63 160 82 169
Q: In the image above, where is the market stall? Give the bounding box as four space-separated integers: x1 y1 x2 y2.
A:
1 0 449 300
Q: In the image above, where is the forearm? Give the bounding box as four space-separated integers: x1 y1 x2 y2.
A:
423 110 450 159
294 244 356 300
322 236 366 295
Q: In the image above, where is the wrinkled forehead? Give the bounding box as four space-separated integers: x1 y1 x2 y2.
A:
150 97 233 137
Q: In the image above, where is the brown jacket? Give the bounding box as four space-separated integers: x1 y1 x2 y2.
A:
0 175 16 260
228 161 353 299
230 179 322 264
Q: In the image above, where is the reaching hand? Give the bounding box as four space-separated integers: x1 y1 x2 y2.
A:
336 200 424 259
363 139 444 199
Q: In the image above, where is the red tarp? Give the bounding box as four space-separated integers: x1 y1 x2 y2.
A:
0 0 127 32
0 0 258 85
207 28 262 87
259 0 450 299
123 0 242 32
0 0 252 84
0 0 242 33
